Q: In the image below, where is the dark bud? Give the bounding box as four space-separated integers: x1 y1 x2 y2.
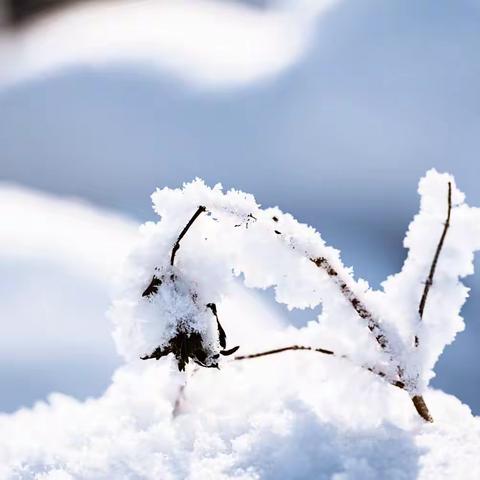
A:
142 275 162 298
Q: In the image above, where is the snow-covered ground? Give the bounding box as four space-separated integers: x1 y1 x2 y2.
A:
1 351 479 479
1 171 479 479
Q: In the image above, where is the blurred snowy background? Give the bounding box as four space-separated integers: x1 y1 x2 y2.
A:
0 0 478 415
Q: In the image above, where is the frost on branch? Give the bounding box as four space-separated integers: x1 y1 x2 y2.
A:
111 169 480 422
381 171 480 390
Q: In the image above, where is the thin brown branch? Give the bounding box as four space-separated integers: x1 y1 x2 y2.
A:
412 395 433 423
234 345 404 389
235 345 335 360
310 257 389 351
308 257 433 421
143 206 207 296
173 366 199 418
170 206 207 266
173 380 188 418
269 221 389 353
415 182 452 347
234 344 435 421
404 183 452 422
407 184 451 420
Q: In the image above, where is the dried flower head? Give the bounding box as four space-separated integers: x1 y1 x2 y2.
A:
140 271 239 370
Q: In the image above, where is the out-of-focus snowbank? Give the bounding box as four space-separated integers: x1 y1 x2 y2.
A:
0 0 339 90
0 184 139 411
0 183 137 279
0 183 138 354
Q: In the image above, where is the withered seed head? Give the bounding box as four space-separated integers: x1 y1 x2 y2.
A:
140 276 239 371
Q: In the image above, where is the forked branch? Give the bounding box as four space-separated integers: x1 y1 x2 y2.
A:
236 200 452 422
143 188 455 423
234 345 433 421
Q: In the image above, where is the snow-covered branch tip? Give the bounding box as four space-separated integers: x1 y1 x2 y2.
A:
112 170 479 424
415 181 452 347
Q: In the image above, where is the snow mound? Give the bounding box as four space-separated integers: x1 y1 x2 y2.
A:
1 359 479 479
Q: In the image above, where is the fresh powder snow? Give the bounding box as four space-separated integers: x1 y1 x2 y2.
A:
1 170 479 479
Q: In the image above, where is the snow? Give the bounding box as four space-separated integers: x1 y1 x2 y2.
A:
380 171 480 390
112 170 479 396
0 183 137 280
1 170 480 478
0 184 138 411
0 0 339 90
1 356 480 479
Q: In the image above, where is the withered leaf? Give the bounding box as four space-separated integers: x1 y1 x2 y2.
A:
142 275 162 298
220 345 240 356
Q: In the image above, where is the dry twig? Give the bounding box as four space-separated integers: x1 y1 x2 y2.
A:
171 206 207 266
143 187 457 423
310 257 389 350
142 205 207 297
234 345 405 389
415 181 452 347
234 344 434 420
173 367 199 418
236 199 455 422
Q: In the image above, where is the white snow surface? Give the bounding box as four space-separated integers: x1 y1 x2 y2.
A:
1 170 480 479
